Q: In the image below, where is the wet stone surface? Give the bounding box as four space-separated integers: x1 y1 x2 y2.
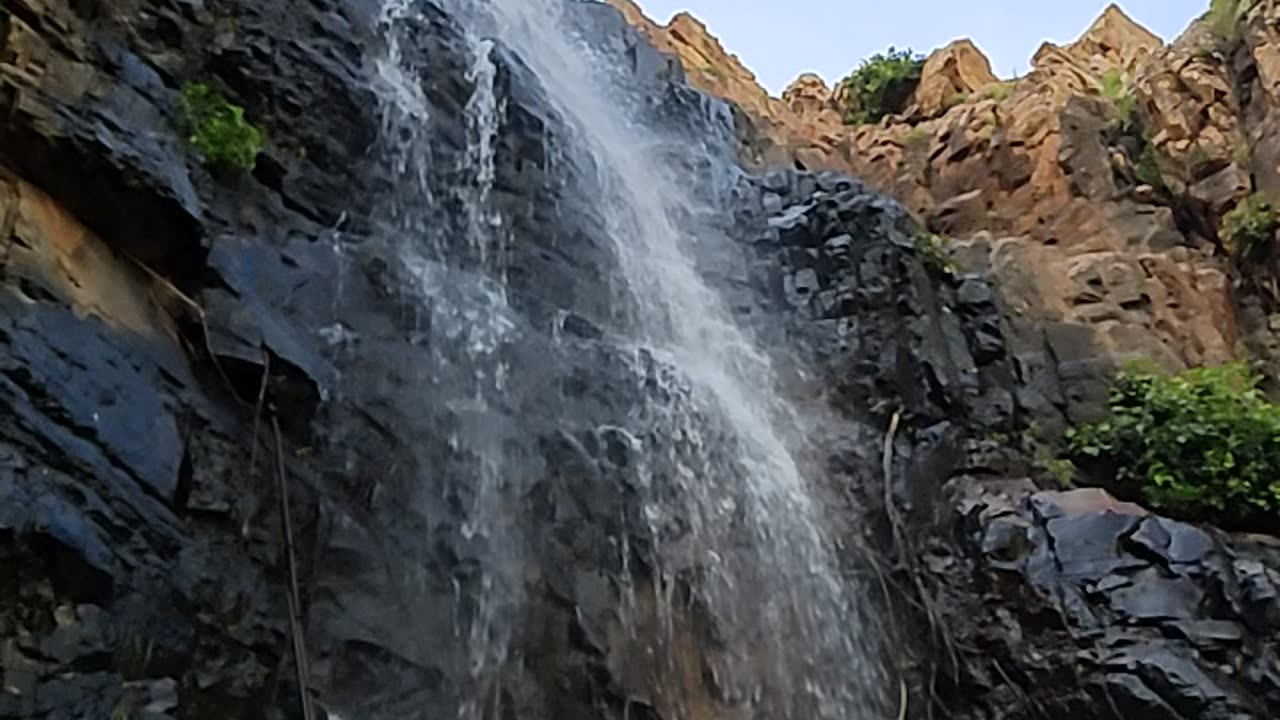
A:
0 1 1277 719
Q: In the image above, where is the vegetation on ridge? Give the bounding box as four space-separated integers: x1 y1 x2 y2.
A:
980 81 1014 102
834 47 925 126
1220 192 1278 259
1094 68 1171 197
1099 68 1137 129
1133 139 1168 195
1068 361 1280 531
1208 0 1256 40
180 82 264 173
914 231 956 276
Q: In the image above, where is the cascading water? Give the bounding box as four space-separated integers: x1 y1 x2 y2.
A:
369 0 889 717
371 5 523 718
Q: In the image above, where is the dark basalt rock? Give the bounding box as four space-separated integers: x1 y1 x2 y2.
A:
0 1 1276 719
929 483 1280 719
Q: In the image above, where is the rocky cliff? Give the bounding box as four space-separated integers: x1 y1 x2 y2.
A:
615 1 1280 717
608 3 1280 408
1 1 1279 720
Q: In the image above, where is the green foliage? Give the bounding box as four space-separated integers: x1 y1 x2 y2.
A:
1068 362 1280 528
981 82 1014 102
1220 192 1278 258
944 91 970 110
984 422 1078 486
180 83 264 172
902 125 931 149
1209 0 1254 40
835 47 925 126
914 232 956 275
1193 43 1220 61
1134 140 1168 195
1099 68 1137 128
1036 457 1078 487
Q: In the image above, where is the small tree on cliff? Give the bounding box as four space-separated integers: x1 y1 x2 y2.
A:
834 47 925 126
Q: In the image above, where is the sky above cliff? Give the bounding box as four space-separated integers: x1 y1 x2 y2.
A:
637 0 1208 93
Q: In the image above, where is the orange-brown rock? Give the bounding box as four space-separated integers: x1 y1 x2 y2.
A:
1135 18 1249 215
910 40 999 119
1 174 177 340
605 0 844 169
615 0 1280 388
1229 0 1280 202
1062 2 1163 73
605 3 777 126
781 73 838 122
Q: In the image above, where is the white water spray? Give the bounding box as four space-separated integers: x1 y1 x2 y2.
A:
464 0 889 716
370 0 890 715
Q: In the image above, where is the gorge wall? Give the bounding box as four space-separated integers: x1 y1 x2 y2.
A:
612 0 1280 397
0 1 1278 719
606 2 1280 718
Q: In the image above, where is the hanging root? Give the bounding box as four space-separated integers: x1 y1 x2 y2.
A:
129 254 257 411
272 415 316 720
127 241 313 718
242 350 273 541
880 406 965 716
897 677 908 720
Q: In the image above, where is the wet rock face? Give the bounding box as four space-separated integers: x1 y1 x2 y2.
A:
2 2 1279 720
0 1 884 719
0 0 703 718
733 168 1280 720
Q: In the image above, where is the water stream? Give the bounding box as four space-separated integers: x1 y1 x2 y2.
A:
371 0 888 716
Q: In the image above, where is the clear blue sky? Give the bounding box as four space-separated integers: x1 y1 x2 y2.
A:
635 1 1209 93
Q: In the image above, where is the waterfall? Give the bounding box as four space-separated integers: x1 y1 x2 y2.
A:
370 0 889 717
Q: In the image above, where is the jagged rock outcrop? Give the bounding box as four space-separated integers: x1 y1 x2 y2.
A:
1061 2 1164 73
910 39 999 119
614 1 1280 422
781 73 839 122
608 0 1280 717
935 481 1280 719
606 2 771 119
605 0 846 169
750 169 1280 719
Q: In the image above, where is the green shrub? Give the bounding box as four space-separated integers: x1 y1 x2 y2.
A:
1068 362 1280 528
1099 68 1137 128
1134 140 1168 194
944 91 970 110
180 82 264 172
1036 457 1078 487
914 232 956 275
1220 192 1278 258
835 47 925 126
1209 0 1255 40
981 82 1014 102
